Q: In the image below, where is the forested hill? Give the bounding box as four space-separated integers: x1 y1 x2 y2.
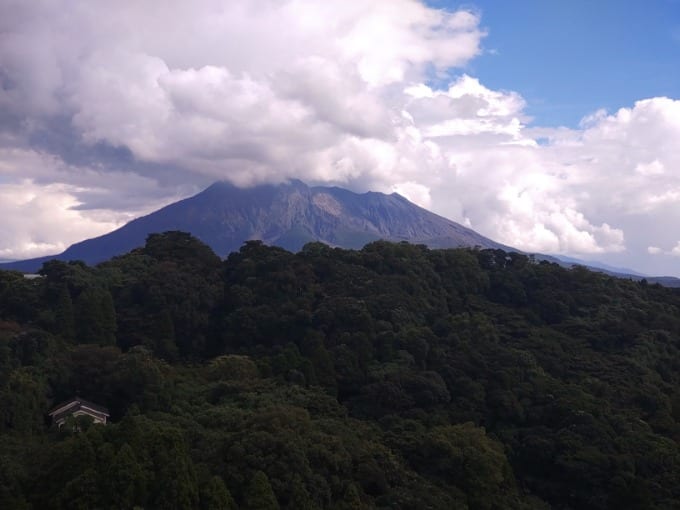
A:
1 231 679 509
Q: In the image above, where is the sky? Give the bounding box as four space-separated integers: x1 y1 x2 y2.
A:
1 0 680 276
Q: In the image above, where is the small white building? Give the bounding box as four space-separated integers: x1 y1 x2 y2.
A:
48 397 110 427
22 274 44 280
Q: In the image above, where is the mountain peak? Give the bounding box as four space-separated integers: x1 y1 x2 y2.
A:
0 181 508 272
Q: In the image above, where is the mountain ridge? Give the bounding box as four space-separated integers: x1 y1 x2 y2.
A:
0 180 510 273
4 179 680 287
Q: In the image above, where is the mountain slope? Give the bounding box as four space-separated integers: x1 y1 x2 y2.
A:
541 254 680 287
1 180 510 272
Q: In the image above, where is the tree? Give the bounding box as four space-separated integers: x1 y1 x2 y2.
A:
104 443 147 509
75 287 117 346
0 367 46 433
55 283 75 341
152 309 178 361
146 425 199 510
200 476 236 510
287 476 315 510
243 471 280 510
301 332 336 392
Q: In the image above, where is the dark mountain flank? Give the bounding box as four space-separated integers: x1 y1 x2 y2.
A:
1 180 509 272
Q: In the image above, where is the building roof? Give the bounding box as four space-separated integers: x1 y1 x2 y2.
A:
48 397 110 418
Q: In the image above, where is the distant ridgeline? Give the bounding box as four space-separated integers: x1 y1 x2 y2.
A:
0 179 510 273
3 180 678 287
1 231 679 509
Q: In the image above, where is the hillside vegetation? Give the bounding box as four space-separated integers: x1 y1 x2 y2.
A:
1 231 679 509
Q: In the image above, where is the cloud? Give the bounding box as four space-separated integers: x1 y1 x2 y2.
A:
402 93 680 266
0 179 125 261
390 181 432 209
404 76 527 138
635 159 665 176
645 241 680 259
0 0 679 277
0 146 195 260
0 0 486 258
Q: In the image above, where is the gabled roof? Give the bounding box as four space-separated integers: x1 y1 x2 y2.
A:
48 397 110 417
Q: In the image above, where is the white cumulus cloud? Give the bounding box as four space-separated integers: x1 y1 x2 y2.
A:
0 0 679 277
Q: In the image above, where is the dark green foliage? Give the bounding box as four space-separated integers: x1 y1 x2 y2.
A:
74 287 117 345
399 423 517 509
1 233 680 509
200 475 237 510
145 424 199 509
103 443 147 507
0 271 41 324
244 470 280 510
208 354 260 381
55 284 75 341
102 231 223 358
152 308 179 361
0 367 46 433
287 475 316 510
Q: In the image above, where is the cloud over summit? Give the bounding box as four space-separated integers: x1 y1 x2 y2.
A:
1 0 679 275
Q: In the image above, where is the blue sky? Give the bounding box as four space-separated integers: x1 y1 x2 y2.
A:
435 0 680 127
